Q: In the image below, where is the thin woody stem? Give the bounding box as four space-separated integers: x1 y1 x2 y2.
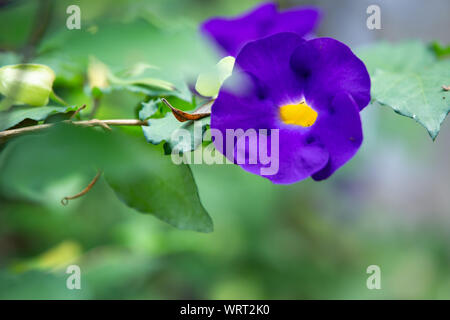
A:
70 104 86 120
61 170 102 206
0 119 149 139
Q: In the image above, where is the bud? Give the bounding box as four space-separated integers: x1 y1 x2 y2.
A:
0 64 55 107
195 56 235 98
87 56 109 91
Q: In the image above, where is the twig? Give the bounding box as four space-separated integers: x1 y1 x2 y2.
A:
61 170 102 205
0 119 148 139
70 104 86 120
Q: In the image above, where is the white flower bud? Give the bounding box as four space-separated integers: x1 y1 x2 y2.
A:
0 64 55 107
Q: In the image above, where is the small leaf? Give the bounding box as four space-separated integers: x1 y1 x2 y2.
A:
139 100 160 121
195 56 235 98
0 105 75 131
0 64 55 107
142 112 210 154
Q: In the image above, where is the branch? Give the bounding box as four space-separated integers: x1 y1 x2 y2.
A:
0 119 149 139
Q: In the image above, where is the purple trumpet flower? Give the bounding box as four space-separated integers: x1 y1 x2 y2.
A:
210 33 371 184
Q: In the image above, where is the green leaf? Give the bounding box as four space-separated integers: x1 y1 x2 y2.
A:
109 70 174 92
139 100 160 121
109 66 192 102
0 105 75 131
371 61 450 139
85 58 193 103
142 112 210 154
106 148 213 233
358 41 435 74
358 41 450 139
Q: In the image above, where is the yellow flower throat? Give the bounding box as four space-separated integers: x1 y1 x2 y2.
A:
280 101 318 127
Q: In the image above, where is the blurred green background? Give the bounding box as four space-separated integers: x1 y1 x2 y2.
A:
0 0 449 299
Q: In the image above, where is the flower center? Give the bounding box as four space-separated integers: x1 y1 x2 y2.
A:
279 101 318 127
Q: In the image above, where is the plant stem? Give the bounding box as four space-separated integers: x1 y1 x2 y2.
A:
0 119 149 139
61 170 102 206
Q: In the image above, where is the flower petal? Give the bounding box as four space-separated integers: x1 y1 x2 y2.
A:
273 7 321 39
310 92 363 181
201 3 321 57
201 3 278 56
235 32 305 105
237 129 329 184
290 38 371 111
211 74 279 154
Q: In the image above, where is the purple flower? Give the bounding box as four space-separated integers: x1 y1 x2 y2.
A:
210 33 371 184
201 2 321 57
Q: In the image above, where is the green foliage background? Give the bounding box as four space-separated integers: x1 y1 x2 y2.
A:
0 0 449 299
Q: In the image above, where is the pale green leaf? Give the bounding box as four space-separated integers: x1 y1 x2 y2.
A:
371 61 450 139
